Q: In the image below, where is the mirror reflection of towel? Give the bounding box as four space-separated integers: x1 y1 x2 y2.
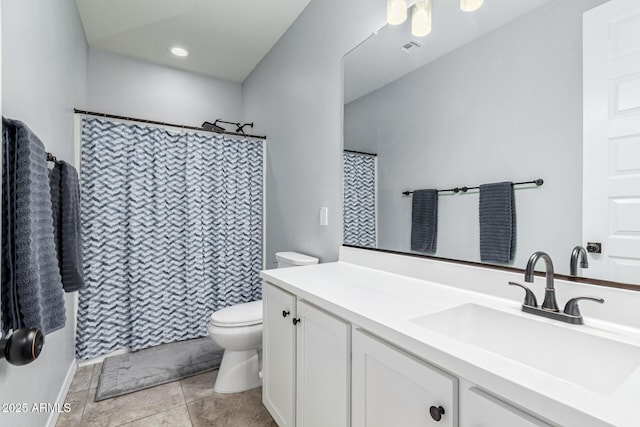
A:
411 189 438 254
479 182 516 263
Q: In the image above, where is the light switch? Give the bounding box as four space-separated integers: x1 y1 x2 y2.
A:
320 207 328 226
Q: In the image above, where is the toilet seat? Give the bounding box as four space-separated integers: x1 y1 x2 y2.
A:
210 300 262 327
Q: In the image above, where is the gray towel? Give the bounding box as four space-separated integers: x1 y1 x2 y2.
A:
50 160 85 292
2 122 20 333
1 118 66 336
411 189 438 253
479 181 516 263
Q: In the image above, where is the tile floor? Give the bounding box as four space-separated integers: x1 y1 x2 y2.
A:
56 364 277 427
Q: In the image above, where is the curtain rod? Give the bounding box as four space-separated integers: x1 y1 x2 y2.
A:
402 179 544 196
344 149 377 157
73 109 267 140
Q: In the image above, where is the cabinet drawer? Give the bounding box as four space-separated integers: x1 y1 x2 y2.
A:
463 387 551 427
352 329 458 427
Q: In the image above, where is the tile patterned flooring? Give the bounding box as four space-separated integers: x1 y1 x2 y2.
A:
56 364 277 427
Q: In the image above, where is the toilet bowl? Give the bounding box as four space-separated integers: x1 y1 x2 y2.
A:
207 251 319 393
208 300 263 393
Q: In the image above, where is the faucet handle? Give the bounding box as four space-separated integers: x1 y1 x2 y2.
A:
508 282 538 307
563 296 604 317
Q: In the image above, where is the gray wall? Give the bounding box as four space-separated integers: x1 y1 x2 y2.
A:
344 0 607 273
88 48 242 126
0 0 88 425
241 0 387 264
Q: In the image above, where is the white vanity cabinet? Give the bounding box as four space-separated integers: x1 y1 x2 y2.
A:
259 249 633 427
262 282 351 427
352 329 458 427
461 387 552 427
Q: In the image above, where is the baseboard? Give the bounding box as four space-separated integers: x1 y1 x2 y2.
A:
77 347 131 367
46 359 77 427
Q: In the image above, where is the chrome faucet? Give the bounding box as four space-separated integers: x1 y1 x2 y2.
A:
524 251 558 312
570 246 589 276
509 251 604 325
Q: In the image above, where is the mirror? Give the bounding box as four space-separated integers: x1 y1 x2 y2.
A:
342 0 639 286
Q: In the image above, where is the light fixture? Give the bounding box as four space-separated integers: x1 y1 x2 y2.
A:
387 0 408 25
460 0 484 12
170 46 189 57
412 0 432 37
387 0 483 39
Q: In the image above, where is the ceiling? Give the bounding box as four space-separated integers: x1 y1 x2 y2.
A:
76 0 311 82
344 0 555 104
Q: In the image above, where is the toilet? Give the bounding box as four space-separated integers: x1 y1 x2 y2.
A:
207 251 319 393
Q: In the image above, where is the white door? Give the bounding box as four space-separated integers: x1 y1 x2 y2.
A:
583 0 640 283
295 300 350 427
263 282 297 427
352 329 457 427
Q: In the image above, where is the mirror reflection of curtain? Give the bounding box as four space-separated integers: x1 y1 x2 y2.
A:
343 152 376 248
76 118 263 360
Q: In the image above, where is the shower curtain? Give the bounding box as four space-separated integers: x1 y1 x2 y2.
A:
76 118 263 360
343 152 376 248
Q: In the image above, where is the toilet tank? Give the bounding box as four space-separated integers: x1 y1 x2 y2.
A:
275 252 319 268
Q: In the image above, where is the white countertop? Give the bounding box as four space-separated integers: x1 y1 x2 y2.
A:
261 257 640 427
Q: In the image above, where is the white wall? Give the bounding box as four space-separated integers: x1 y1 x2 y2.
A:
344 0 607 273
0 0 88 425
87 48 242 126
241 0 388 264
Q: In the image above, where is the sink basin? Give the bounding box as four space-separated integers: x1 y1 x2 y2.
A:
410 304 640 395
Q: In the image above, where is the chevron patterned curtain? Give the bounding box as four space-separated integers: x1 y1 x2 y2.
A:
76 118 263 359
343 152 376 248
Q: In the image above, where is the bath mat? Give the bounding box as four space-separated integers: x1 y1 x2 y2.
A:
94 337 223 401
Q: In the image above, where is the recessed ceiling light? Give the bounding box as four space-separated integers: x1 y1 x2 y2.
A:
170 46 189 57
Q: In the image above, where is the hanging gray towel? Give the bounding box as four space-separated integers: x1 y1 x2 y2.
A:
411 189 438 253
479 181 516 263
1 118 66 336
2 122 20 333
50 160 85 292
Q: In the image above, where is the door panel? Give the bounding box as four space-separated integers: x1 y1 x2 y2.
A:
295 300 350 427
263 282 296 427
352 329 457 427
583 0 640 283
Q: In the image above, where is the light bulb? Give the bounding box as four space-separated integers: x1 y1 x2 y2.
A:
460 0 484 12
387 0 408 25
412 0 432 37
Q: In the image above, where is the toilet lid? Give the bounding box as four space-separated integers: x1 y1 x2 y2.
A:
210 300 262 327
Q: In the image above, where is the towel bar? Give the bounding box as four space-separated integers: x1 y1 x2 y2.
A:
402 178 543 196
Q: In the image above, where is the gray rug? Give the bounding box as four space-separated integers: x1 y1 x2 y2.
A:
95 338 223 401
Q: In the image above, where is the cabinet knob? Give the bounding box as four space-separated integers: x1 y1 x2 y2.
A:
429 405 445 422
292 318 301 325
282 310 290 318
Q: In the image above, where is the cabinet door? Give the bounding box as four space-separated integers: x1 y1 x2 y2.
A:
352 329 457 427
296 300 351 427
462 387 551 427
263 282 297 427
